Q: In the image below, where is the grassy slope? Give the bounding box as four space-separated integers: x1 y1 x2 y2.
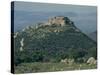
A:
15 62 97 73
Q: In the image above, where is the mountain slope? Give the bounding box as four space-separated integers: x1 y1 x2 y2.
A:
14 16 97 65
88 31 97 42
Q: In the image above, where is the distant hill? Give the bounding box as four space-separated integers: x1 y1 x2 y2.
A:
14 16 97 65
87 31 97 42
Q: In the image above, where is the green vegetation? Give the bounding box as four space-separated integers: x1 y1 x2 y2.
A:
15 62 97 73
13 16 97 73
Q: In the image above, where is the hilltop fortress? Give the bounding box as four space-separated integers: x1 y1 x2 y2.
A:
38 16 74 27
47 16 70 26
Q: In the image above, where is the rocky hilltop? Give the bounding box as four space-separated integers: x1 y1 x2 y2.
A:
14 16 97 65
38 16 74 27
47 16 72 26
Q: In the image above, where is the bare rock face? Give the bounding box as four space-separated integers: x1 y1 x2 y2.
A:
47 16 70 26
20 38 24 51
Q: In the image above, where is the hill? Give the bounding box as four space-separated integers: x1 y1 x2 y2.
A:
14 16 97 65
88 31 97 42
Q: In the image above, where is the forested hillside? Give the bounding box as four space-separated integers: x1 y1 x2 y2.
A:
14 16 97 66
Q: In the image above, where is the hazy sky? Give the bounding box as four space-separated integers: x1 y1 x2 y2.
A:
13 1 97 34
14 1 96 13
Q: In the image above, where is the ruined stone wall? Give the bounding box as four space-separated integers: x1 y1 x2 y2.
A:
48 16 66 26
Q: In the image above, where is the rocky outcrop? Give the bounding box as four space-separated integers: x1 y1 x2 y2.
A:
20 38 24 51
61 58 74 64
87 57 97 65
